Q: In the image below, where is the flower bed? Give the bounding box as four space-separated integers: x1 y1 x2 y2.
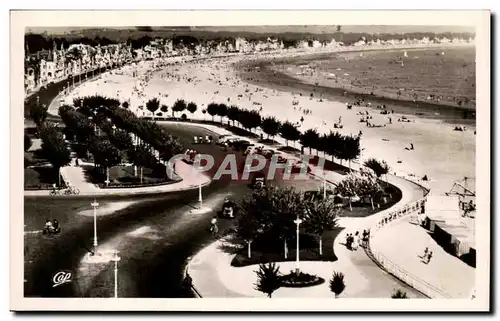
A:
279 271 325 288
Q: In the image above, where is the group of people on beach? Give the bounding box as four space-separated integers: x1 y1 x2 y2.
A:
345 229 371 251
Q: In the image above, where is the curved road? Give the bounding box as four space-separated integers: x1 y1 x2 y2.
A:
24 123 321 298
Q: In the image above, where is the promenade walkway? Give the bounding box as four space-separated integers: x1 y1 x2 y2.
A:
370 216 475 298
188 173 428 299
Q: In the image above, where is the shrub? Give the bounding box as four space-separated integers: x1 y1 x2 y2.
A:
329 271 346 298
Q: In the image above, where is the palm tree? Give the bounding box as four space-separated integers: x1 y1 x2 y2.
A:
261 116 281 142
329 271 346 298
391 289 408 299
254 262 281 298
146 98 160 121
300 128 319 155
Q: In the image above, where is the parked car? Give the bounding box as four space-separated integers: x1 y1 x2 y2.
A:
216 135 235 145
244 145 264 155
232 140 253 151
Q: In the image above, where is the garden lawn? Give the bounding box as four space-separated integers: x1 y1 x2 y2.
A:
82 165 175 187
229 228 343 267
24 167 59 189
338 183 402 218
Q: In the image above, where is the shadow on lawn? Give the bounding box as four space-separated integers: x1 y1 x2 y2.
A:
220 228 344 267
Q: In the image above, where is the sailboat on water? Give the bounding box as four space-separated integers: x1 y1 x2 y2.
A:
403 51 408 57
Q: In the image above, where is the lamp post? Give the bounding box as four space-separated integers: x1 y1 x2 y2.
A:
112 250 121 298
93 110 98 134
294 214 303 274
91 199 99 255
198 165 203 209
323 171 327 200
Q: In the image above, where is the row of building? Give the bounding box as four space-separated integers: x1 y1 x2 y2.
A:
25 42 134 96
25 35 475 96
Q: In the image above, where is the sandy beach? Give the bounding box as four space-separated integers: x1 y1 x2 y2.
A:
62 44 476 196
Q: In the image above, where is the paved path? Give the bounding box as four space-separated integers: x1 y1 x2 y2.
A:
24 160 210 197
188 174 429 299
370 216 475 298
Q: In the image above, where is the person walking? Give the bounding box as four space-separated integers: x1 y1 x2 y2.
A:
210 216 219 235
425 251 433 264
353 231 360 250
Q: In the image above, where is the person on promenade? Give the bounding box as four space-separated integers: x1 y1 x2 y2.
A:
345 233 352 250
419 247 429 259
362 230 369 248
210 216 219 235
353 231 360 251
423 251 433 264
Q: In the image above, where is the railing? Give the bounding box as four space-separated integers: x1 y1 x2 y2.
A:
367 186 454 299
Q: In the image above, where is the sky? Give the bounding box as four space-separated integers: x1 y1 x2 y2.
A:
26 25 475 35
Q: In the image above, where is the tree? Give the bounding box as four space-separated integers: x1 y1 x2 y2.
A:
30 103 48 127
279 121 301 147
244 110 262 133
206 102 218 122
339 135 360 171
24 134 32 152
227 105 240 127
216 103 228 123
321 131 342 162
254 262 281 298
122 101 129 109
108 129 133 151
39 124 71 186
303 198 340 256
127 145 155 182
160 104 169 114
146 98 160 121
364 158 390 182
172 99 187 117
329 271 346 298
90 138 122 184
334 173 359 212
187 102 197 116
300 128 319 155
261 116 281 141
236 208 262 258
358 169 383 210
391 289 408 299
238 186 306 258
